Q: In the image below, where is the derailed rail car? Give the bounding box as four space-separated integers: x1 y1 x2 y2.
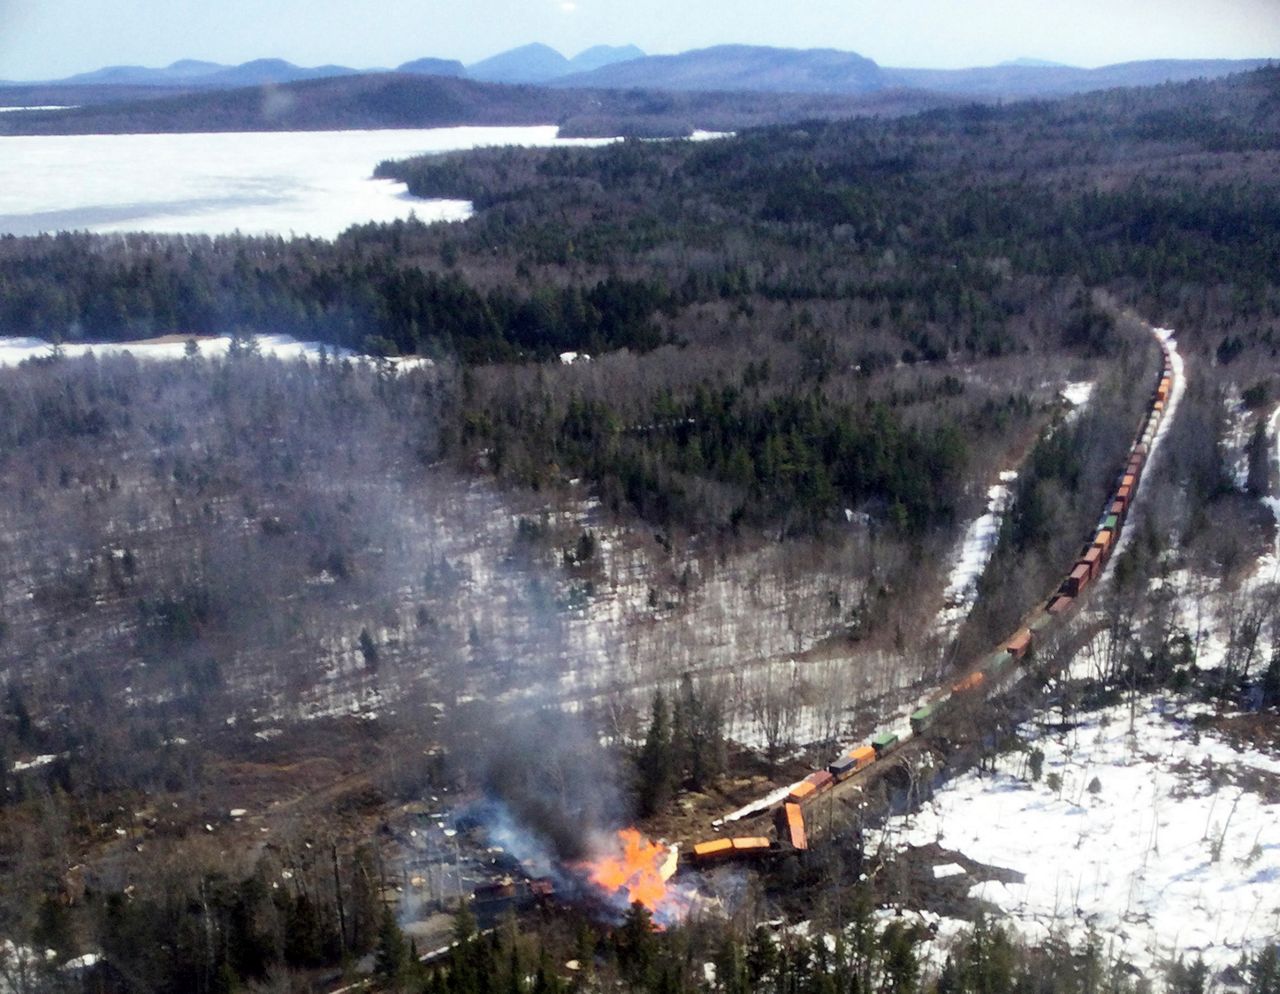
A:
750 342 1176 857
691 836 778 864
776 803 808 851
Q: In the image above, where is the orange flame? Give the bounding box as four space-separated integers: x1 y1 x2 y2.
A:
577 828 682 921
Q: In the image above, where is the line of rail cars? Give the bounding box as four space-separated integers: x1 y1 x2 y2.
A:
691 835 777 863
688 341 1175 863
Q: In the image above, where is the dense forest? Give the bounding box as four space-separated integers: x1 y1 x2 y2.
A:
0 72 949 139
4 69 1279 539
2 66 1280 994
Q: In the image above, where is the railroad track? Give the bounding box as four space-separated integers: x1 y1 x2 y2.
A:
690 325 1182 863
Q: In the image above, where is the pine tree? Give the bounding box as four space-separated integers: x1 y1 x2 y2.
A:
1251 945 1280 994
374 907 410 988
359 627 380 670
637 692 675 817
1262 643 1280 708
881 922 920 994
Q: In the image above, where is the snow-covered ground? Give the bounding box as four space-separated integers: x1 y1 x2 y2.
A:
868 330 1280 977
1061 380 1095 415
868 695 1280 976
936 380 1095 638
1222 387 1255 493
0 126 616 239
0 333 441 368
0 333 354 366
936 470 1018 635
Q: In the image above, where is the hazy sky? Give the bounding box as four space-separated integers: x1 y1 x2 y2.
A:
2 0 1278 80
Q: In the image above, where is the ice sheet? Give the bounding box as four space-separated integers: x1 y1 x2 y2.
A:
0 126 616 239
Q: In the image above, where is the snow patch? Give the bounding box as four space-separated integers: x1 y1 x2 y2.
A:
10 754 57 772
1261 404 1280 570
936 470 1018 634
0 333 440 368
1060 380 1095 411
867 694 1280 975
714 782 799 827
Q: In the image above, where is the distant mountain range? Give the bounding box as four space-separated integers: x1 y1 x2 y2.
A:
2 44 1269 115
468 43 645 83
5 44 1272 101
4 44 645 90
884 58 1277 99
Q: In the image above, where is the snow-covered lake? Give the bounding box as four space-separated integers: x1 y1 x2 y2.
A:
0 126 616 239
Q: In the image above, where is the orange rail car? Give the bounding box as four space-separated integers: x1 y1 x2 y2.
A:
952 670 986 693
848 745 875 772
787 780 816 804
778 803 808 851
693 839 733 860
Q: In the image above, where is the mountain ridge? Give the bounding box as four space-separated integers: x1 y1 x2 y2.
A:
552 44 884 93
0 71 955 139
2 45 1272 104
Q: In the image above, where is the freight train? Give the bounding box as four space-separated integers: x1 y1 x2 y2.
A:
692 341 1176 863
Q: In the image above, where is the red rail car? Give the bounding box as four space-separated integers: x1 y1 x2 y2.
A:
1005 627 1032 660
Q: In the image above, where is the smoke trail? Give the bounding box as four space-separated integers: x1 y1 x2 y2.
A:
443 697 629 862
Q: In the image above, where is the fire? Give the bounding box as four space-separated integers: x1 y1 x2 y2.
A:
577 828 684 921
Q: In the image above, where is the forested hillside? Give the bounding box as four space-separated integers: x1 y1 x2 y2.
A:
2 68 1277 538
0 72 946 138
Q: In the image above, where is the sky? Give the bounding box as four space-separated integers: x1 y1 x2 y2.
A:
1 0 1278 81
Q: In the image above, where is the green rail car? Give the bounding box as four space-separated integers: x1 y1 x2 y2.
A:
909 705 935 735
871 731 899 754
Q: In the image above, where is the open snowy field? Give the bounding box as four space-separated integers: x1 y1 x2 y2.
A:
0 333 359 367
870 695 1280 975
0 126 616 238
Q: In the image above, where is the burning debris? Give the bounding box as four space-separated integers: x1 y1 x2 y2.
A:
430 623 707 927
459 814 696 927
574 828 687 925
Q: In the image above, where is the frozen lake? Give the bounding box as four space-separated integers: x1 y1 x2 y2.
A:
0 126 615 239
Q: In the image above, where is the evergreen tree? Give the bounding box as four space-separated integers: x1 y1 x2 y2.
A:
1262 642 1280 709
374 907 411 989
637 692 676 817
32 894 75 963
881 922 920 994
1251 946 1280 994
